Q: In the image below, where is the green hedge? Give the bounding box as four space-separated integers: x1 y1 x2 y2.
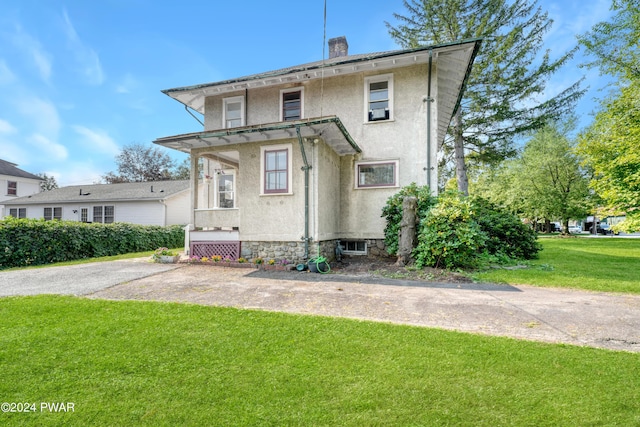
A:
0 217 184 269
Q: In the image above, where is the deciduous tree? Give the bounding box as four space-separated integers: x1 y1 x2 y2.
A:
103 143 177 183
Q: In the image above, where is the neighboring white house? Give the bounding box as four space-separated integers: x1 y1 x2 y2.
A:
2 180 190 226
153 36 481 262
0 159 43 218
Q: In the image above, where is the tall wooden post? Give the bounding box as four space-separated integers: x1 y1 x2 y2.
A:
396 196 418 266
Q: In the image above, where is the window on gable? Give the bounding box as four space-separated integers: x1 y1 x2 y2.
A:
355 160 398 189
281 88 303 121
7 181 17 196
44 207 62 221
364 74 393 122
260 144 292 195
223 96 245 128
9 208 26 218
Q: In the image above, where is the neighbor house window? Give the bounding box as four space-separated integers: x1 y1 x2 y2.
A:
223 96 245 128
355 160 398 188
364 74 393 122
280 88 303 121
9 208 26 218
80 208 88 222
44 207 62 221
93 206 115 223
260 144 292 195
7 181 17 196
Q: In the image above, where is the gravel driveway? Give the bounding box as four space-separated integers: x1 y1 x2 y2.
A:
0 258 180 297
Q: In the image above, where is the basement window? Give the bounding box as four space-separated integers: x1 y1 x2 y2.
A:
341 241 367 255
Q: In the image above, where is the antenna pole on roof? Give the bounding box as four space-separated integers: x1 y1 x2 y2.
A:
320 0 326 118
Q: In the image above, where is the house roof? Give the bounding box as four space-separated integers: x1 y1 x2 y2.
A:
3 180 190 205
0 159 43 181
154 116 361 156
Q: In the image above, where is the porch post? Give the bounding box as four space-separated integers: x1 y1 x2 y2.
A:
190 152 199 226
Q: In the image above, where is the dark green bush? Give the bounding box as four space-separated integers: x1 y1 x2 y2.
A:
413 192 487 269
381 183 436 256
383 186 541 269
470 197 541 260
0 217 184 269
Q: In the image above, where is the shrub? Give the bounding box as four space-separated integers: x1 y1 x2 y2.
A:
381 183 436 256
0 217 184 270
470 197 541 260
413 192 487 269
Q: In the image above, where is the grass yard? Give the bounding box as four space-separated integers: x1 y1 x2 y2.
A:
475 237 640 293
0 296 639 426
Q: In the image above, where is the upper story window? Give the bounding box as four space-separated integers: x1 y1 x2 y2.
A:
223 96 245 128
280 88 304 121
355 160 399 189
260 144 292 195
7 181 17 196
364 74 394 122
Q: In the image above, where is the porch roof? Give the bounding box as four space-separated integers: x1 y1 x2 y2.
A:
153 116 361 156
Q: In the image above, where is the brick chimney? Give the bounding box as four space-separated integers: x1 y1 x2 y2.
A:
328 36 349 59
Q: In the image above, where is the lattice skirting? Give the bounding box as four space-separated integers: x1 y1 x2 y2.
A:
190 241 241 259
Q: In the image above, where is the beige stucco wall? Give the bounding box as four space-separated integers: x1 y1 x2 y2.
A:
199 61 439 241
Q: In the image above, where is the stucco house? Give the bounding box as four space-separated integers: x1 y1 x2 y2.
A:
153 37 481 262
0 159 43 218
2 180 190 226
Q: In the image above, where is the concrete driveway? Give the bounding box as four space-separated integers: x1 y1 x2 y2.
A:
2 259 639 353
0 258 181 297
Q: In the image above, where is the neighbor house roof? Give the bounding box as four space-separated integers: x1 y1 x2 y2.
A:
3 180 190 205
0 159 43 181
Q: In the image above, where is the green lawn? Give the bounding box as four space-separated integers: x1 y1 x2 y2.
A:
0 296 639 426
475 237 640 293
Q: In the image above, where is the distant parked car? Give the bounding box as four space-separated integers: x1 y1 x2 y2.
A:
568 225 582 234
598 223 612 235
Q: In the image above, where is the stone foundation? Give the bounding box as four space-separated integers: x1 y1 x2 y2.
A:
239 239 389 265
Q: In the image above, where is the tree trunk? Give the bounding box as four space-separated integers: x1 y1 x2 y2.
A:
453 110 469 195
396 196 418 266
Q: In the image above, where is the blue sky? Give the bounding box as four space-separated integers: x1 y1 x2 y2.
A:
0 0 613 186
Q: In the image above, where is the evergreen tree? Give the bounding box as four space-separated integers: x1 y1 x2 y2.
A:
387 0 585 194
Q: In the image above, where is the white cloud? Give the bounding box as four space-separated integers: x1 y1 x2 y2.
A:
115 73 137 94
53 162 107 186
9 24 53 83
0 60 16 85
72 125 120 156
27 133 68 161
16 96 61 137
61 9 105 85
0 118 17 134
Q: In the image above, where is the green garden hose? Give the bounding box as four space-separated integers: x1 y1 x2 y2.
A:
308 255 331 274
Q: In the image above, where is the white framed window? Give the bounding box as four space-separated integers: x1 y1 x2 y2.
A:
260 144 293 195
80 208 88 222
355 160 399 189
7 181 17 196
9 208 26 218
93 206 115 223
340 241 367 255
364 74 394 122
280 87 304 121
223 96 245 128
216 170 235 209
44 207 62 221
